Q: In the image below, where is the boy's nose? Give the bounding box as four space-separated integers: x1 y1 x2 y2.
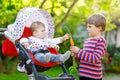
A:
86 27 89 31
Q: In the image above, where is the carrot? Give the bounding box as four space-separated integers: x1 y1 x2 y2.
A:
69 36 79 80
70 36 75 56
70 36 74 46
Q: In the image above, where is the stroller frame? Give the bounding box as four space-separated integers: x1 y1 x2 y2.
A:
15 41 75 80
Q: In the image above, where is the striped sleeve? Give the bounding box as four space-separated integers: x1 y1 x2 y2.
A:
77 38 106 64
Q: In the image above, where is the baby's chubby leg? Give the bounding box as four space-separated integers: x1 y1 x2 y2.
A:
34 53 51 63
60 51 71 62
50 51 71 62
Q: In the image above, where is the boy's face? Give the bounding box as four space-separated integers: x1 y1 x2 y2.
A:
86 24 102 37
33 26 46 39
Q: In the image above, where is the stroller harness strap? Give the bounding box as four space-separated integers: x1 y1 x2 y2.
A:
32 49 49 55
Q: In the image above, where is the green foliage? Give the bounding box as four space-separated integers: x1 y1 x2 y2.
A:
69 58 79 80
112 52 120 66
105 64 120 73
107 44 116 57
41 65 64 77
0 0 41 28
105 47 120 73
0 0 119 31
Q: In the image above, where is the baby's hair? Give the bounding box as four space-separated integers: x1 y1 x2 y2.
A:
86 14 106 31
30 21 45 33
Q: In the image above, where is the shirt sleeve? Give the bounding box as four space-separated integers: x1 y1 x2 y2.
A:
46 37 62 44
77 39 106 64
20 37 29 44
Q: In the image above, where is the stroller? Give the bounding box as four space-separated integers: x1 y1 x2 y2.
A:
1 7 75 80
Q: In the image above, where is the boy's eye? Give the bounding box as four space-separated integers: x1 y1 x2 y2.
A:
87 26 92 28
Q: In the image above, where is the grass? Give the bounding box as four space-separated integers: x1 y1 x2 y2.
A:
0 72 28 80
0 65 68 80
0 65 120 80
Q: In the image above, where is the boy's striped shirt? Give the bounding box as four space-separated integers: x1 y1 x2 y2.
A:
77 37 106 79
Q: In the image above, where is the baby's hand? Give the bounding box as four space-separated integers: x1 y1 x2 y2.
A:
22 42 29 49
61 33 70 42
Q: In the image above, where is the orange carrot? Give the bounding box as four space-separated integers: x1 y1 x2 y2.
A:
70 36 74 46
70 36 75 57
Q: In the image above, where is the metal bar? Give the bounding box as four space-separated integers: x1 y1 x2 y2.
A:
0 28 7 35
60 62 68 74
0 32 4 35
15 41 40 80
0 28 7 31
50 77 75 80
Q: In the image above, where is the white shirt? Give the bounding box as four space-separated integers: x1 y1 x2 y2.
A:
20 36 62 50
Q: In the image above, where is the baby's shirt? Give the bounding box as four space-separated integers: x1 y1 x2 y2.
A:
20 36 61 51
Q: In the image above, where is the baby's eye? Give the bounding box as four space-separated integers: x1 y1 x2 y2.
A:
42 30 45 32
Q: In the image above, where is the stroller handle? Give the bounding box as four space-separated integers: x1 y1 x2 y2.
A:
0 28 7 35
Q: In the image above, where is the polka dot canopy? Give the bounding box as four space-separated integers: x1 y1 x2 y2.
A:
4 7 54 42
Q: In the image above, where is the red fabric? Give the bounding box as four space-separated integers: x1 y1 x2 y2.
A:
2 27 58 67
2 38 18 56
2 27 32 56
17 27 32 41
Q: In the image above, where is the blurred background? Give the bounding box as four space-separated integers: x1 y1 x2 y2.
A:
0 0 120 80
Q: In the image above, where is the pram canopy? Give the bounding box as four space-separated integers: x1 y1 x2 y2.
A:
2 7 58 67
5 7 54 42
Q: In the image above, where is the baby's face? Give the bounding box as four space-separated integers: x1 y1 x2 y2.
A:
33 26 46 39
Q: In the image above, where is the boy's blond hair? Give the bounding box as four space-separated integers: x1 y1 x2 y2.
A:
86 14 106 31
30 21 45 33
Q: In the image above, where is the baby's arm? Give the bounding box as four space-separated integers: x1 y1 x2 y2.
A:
43 33 70 50
47 33 70 44
61 33 70 42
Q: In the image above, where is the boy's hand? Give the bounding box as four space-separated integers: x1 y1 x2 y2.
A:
71 53 77 57
70 46 80 57
61 33 70 42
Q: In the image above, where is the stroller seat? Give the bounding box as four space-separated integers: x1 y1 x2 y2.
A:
2 27 58 67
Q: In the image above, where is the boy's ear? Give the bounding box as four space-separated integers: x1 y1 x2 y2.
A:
98 26 102 31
